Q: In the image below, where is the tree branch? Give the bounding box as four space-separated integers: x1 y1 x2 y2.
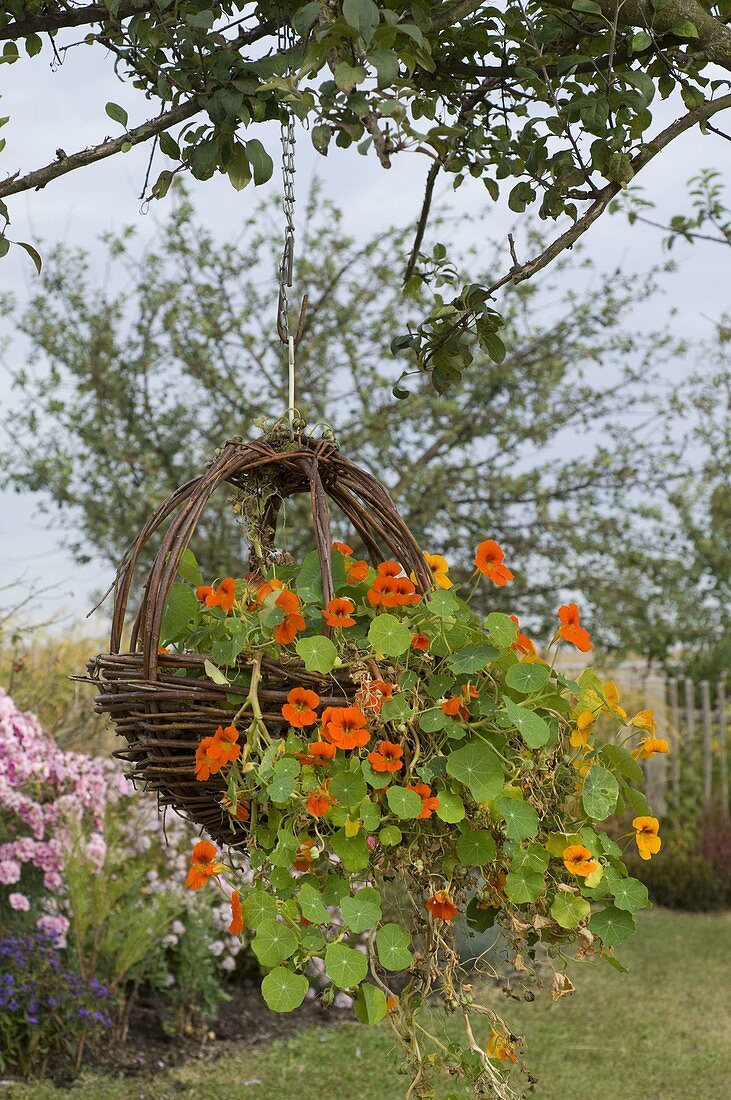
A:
0 1 154 40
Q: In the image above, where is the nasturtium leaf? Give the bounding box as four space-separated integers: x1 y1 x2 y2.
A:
295 549 324 601
297 883 330 924
600 743 644 784
340 887 382 932
368 614 412 656
485 612 519 648
243 890 278 928
495 795 539 840
550 892 591 929
465 896 497 932
505 867 546 904
419 707 448 733
512 843 550 873
176 547 203 586
447 644 498 674
503 698 550 749
455 828 497 867
425 590 461 620
380 694 412 722
325 942 369 989
582 765 620 821
505 663 551 695
204 658 230 686
295 635 338 673
329 769 367 808
251 919 298 967
376 923 413 971
267 758 300 803
588 905 636 946
360 800 381 831
386 786 423 819
435 789 466 823
261 968 309 1012
624 785 652 817
610 876 650 914
545 832 584 858
331 829 370 872
446 742 503 802
379 824 402 846
361 760 392 788
354 983 388 1025
160 582 198 641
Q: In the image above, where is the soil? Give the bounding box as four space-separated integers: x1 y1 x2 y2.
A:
45 976 344 1086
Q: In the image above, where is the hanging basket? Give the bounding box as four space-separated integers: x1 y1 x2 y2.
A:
88 431 432 847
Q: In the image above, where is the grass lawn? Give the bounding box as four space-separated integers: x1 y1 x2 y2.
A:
10 910 731 1100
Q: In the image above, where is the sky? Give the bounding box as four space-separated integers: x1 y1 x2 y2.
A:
1 39 730 630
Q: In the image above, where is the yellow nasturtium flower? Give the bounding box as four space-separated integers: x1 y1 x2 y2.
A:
570 710 595 748
423 552 453 590
632 736 669 760
602 680 627 719
629 708 657 734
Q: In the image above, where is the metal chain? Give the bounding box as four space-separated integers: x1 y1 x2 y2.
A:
277 13 297 350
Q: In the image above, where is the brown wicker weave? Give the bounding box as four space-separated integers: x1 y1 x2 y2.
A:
89 432 433 847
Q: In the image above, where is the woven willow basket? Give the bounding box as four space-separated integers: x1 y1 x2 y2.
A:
89 432 432 847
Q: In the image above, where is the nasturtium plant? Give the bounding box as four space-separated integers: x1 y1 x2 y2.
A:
173 529 668 1097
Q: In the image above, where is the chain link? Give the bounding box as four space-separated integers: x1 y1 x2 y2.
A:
277 13 297 346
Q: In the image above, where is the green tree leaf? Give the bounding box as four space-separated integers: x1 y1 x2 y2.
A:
105 101 129 128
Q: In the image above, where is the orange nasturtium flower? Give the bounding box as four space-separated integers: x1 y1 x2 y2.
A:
322 597 357 628
249 575 285 609
221 794 250 822
632 735 669 760
486 1027 519 1064
194 725 240 781
282 687 321 728
332 540 354 556
346 558 369 585
425 890 459 921
196 576 237 613
322 706 371 750
306 782 337 817
510 615 535 655
474 540 514 586
293 838 317 872
556 603 593 652
406 782 440 819
411 632 430 651
570 711 595 748
368 740 404 773
185 840 223 891
294 740 338 766
562 844 598 877
633 816 661 860
228 891 244 935
274 589 306 645
367 562 421 608
629 708 657 734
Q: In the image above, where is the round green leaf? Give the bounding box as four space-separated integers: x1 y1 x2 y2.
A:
485 612 519 648
582 765 620 821
610 876 650 914
455 828 497 867
243 890 278 929
550 892 591 929
329 769 367 808
386 785 423 819
495 795 539 840
252 919 298 968
504 867 545 904
368 614 412 656
325 942 369 989
354 983 388 1025
588 905 636 946
297 883 330 924
379 825 402 846
340 887 382 933
505 663 550 695
435 789 465 823
375 923 413 971
295 635 338 673
446 742 503 802
447 643 498 674
160 582 198 641
503 698 550 748
331 829 370 872
261 968 309 1012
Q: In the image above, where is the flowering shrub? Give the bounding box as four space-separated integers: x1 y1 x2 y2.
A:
0 688 249 1066
0 932 112 1075
163 540 668 1097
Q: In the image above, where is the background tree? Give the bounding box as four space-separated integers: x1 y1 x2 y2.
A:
3 185 726 667
1 1 731 385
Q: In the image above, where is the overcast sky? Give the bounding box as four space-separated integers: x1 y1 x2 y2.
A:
1 43 730 629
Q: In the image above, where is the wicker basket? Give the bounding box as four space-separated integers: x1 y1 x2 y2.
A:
89 432 432 847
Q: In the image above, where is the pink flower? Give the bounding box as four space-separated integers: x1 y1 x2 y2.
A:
9 892 30 911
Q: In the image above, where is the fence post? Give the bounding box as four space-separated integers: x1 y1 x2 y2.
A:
718 680 728 815
645 671 668 814
668 677 681 793
700 681 713 807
